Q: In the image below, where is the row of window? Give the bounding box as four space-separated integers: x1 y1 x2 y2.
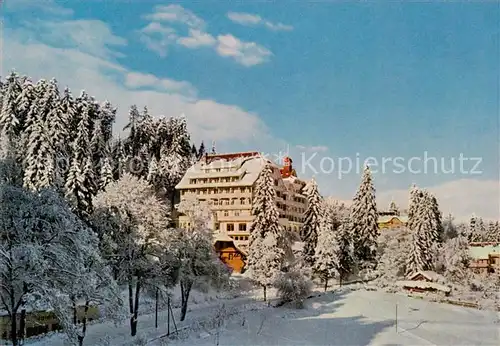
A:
219 210 248 217
227 223 247 231
189 176 240 184
181 187 252 195
230 235 249 241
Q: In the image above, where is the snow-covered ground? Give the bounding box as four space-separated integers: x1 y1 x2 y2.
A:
27 281 499 346
167 289 499 346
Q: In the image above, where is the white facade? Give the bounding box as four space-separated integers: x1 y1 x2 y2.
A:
175 152 307 250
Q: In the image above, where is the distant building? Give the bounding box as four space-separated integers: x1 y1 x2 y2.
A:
378 215 408 229
396 270 451 296
213 232 247 273
377 200 408 229
0 305 99 341
468 243 500 275
175 151 308 250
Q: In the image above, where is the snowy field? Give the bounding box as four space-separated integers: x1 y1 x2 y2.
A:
165 289 500 346
28 284 499 346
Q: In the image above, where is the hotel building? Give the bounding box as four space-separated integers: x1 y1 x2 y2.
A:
174 151 308 251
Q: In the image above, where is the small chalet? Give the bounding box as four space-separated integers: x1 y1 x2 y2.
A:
396 271 451 296
213 232 247 273
377 215 408 229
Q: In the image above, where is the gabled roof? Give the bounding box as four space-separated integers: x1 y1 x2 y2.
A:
378 215 409 223
175 154 275 189
396 280 451 293
407 270 440 282
212 231 248 256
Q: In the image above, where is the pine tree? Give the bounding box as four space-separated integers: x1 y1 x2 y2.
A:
407 184 423 232
98 100 116 144
301 178 322 267
388 200 399 215
485 221 500 242
210 140 216 154
405 198 435 275
100 157 113 190
349 166 379 271
0 71 23 137
426 191 444 244
313 207 352 290
198 141 206 159
248 162 286 300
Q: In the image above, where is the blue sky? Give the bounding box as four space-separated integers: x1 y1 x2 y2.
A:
2 0 499 220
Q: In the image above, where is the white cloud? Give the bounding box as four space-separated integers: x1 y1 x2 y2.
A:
144 4 205 29
124 72 196 96
16 19 127 59
227 12 293 31
296 145 329 152
2 16 269 146
177 29 216 48
377 179 500 222
139 5 273 66
216 34 272 67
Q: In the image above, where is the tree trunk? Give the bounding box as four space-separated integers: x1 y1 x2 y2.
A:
72 297 77 325
180 281 192 322
77 302 90 346
324 277 328 292
263 285 267 302
10 311 18 346
130 280 141 336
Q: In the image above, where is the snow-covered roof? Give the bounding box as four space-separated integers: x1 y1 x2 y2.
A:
377 215 408 223
468 245 500 260
396 280 451 293
407 270 441 282
176 154 275 189
212 231 248 256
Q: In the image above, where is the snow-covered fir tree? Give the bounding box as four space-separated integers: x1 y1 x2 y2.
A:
210 140 216 154
312 205 337 286
424 190 444 244
301 178 322 267
407 184 422 232
405 196 435 275
388 200 399 215
0 71 23 137
485 221 500 242
349 166 379 272
248 162 287 301
100 156 113 190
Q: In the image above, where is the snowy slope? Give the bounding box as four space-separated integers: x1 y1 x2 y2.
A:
26 285 499 345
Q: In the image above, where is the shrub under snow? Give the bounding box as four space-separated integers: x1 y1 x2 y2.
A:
274 266 313 309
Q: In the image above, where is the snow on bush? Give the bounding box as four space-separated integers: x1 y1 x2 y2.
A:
274 265 313 309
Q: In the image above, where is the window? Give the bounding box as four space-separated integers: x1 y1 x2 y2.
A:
227 223 235 231
239 223 247 231
234 211 240 216
231 199 235 205
240 198 246 205
224 211 229 217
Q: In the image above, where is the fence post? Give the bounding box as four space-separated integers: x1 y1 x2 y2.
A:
167 295 170 336
395 303 398 332
155 288 159 329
